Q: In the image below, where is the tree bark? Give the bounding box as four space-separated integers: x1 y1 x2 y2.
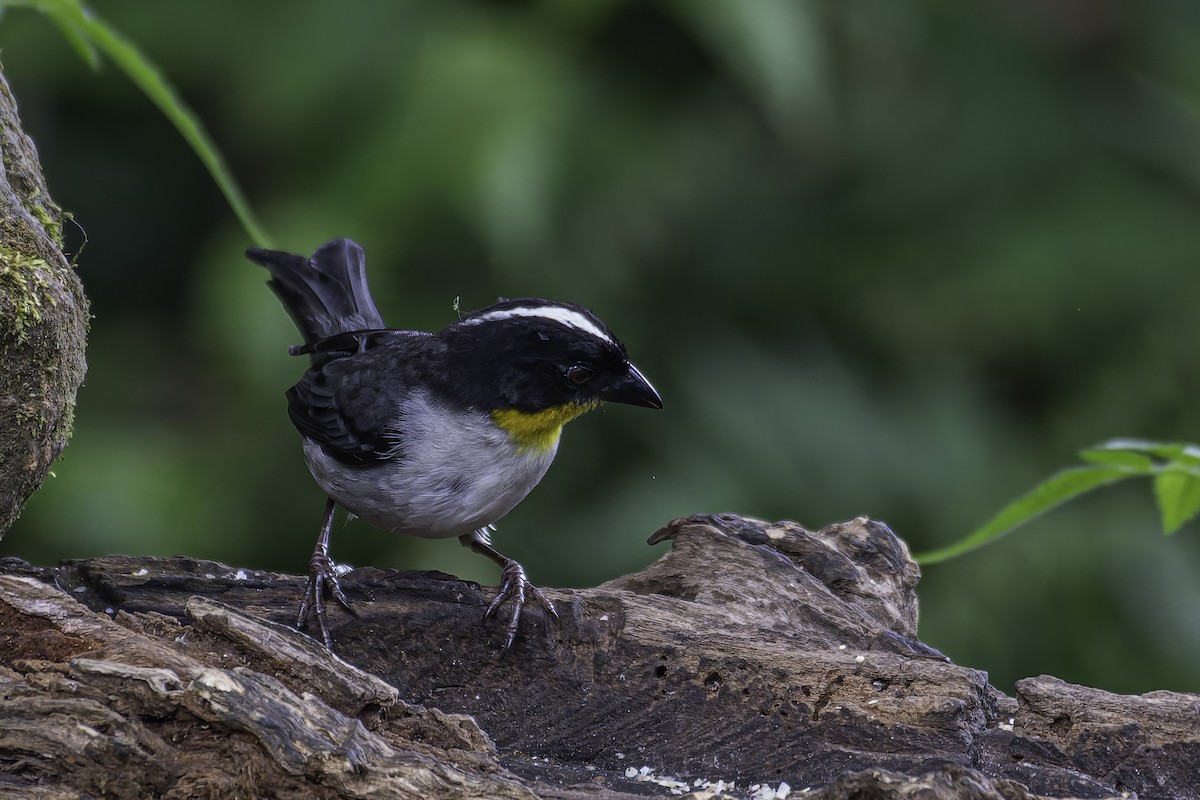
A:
2 514 1196 799
0 67 89 537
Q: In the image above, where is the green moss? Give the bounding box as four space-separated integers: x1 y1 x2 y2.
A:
0 246 56 348
28 196 65 249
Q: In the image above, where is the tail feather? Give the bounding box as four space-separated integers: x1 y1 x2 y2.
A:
246 238 386 348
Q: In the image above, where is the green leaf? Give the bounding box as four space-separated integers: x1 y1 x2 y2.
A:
914 466 1131 565
1089 438 1200 468
1154 470 1200 535
1078 445 1155 472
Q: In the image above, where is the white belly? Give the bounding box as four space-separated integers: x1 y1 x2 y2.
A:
301 393 558 539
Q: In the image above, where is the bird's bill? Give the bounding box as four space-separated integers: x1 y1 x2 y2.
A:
600 362 663 409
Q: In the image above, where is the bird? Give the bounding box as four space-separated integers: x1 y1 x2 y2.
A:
246 238 663 650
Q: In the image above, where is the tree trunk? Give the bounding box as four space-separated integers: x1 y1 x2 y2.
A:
0 67 89 537
2 514 1195 799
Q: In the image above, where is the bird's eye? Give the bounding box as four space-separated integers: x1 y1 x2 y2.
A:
566 365 594 385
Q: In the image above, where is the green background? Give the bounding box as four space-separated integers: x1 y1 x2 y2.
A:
4 1 1200 696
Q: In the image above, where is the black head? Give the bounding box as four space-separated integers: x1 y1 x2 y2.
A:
436 298 662 413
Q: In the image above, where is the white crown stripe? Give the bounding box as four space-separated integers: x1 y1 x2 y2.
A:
464 306 615 345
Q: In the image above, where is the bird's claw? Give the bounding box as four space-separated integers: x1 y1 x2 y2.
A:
484 559 558 649
296 550 356 651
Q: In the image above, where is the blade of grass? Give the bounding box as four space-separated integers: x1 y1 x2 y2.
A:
21 0 273 248
41 6 100 69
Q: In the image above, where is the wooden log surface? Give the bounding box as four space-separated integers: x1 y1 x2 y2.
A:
1 514 1197 799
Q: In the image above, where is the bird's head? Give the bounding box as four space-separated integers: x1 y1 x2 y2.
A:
440 299 662 452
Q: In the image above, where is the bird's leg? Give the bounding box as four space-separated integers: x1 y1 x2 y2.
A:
296 496 356 650
460 528 558 649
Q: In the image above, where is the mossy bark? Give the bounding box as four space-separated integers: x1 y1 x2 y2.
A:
0 65 89 538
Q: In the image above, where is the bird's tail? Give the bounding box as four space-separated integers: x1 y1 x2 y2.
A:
246 238 386 349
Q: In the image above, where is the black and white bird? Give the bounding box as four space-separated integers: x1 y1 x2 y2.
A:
246 238 662 649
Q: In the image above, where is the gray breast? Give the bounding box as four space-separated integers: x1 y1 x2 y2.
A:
301 391 558 539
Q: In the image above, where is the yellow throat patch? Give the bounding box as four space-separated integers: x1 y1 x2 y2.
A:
492 402 598 453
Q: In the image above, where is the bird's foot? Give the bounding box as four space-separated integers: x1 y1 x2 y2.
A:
484 558 558 649
296 550 357 650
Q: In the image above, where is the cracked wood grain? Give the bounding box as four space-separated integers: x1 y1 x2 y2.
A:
2 515 1196 799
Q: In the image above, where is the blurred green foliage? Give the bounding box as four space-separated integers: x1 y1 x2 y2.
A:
3 0 1200 696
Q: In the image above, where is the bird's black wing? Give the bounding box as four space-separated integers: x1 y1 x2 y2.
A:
285 331 442 466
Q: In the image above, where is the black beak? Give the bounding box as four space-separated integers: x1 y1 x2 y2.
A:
599 362 663 409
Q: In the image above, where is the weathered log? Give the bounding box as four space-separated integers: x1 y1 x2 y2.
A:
1 515 1196 799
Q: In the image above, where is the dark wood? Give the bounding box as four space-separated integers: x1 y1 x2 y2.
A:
2 515 1196 799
